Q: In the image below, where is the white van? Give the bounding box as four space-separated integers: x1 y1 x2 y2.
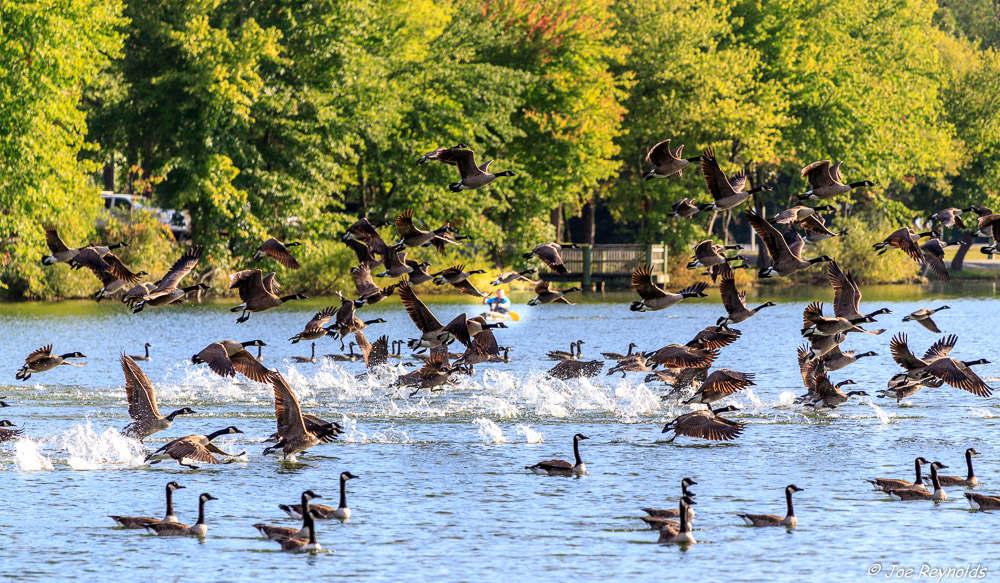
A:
100 192 191 240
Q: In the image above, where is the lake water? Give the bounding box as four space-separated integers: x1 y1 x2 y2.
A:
2 282 999 582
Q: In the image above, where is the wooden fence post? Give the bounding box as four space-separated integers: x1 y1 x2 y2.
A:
583 245 593 290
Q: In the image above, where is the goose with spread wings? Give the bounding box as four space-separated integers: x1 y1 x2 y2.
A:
132 246 208 312
434 147 515 191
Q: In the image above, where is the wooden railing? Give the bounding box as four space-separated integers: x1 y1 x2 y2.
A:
539 244 668 288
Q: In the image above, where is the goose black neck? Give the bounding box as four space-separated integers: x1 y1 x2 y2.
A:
206 428 229 441
966 450 976 479
849 181 870 188
144 345 150 358
785 488 795 518
305 512 316 545
197 497 207 526
572 437 583 466
310 343 316 357
748 186 766 194
913 459 924 484
165 409 184 421
753 303 772 312
165 485 175 517
339 474 349 509
281 294 301 303
300 492 312 523
679 501 691 532
684 156 702 163
930 466 942 491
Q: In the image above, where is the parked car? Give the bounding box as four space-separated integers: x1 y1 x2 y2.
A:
100 192 191 240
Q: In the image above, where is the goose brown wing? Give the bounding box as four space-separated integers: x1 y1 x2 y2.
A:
673 410 745 441
727 169 747 193
165 437 220 464
745 209 789 262
437 148 479 179
103 253 143 283
534 280 552 294
701 369 755 396
345 239 378 264
444 313 472 347
532 244 567 273
44 226 70 253
687 326 742 350
398 281 443 332
121 354 160 419
230 349 272 383
827 261 862 319
648 345 717 368
889 228 923 262
473 329 500 356
451 278 486 298
916 317 943 333
532 459 573 471
801 160 836 188
701 148 732 200
800 214 836 236
26 344 53 364
394 209 422 238
353 263 380 297
196 343 237 378
889 333 926 370
631 264 666 300
72 248 112 275
258 238 300 269
797 345 816 388
645 140 675 166
261 272 281 294
923 359 992 397
304 306 337 334
920 243 950 280
269 372 309 439
802 302 825 328
922 334 957 361
154 246 203 293
368 335 389 368
719 266 746 315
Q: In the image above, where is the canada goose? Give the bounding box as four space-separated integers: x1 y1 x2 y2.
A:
902 306 950 333
601 343 637 360
15 344 86 381
887 462 947 501
325 292 388 349
351 263 398 306
667 198 700 219
192 340 271 383
145 427 244 469
867 457 930 491
131 246 208 312
705 261 750 283
110 481 185 528
718 265 775 325
119 354 195 441
931 448 980 488
402 261 432 285
698 148 771 211
819 345 877 371
929 207 962 227
524 243 578 275
344 237 386 268
889 332 955 381
526 433 589 475
375 248 413 278
341 217 390 242
430 231 473 252
686 240 744 269
800 214 847 244
289 306 338 344
630 265 708 311
783 229 805 258
919 239 953 281
273 509 323 552
393 209 454 249
796 160 874 200
357 333 389 368
433 264 486 285
527 281 581 306
644 140 703 180
94 264 150 302
0 420 23 441
872 227 937 262
825 261 890 335
324 343 358 362
801 370 867 409
454 330 502 373
739 485 803 527
398 281 470 350
964 492 1000 511
491 268 537 286
465 315 508 338
644 344 718 370
487 346 513 363
607 354 652 377
547 359 603 380
684 369 756 408
877 376 940 404
397 353 457 397
435 147 515 191
800 302 871 338
547 341 582 361
291 343 317 364
41 226 125 265
646 369 709 394
121 281 157 308
416 144 465 164
129 343 152 362
265 415 342 444
255 490 321 540
746 209 832 277
687 325 742 350
445 277 487 298
253 238 301 269
144 493 217 537
770 205 837 225
657 498 697 544
641 478 698 519
920 356 992 397
228 269 307 323
263 372 339 459
70 248 144 288
281 473 359 520
964 206 1000 241
662 405 744 443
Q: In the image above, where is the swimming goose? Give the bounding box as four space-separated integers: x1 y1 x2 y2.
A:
228 269 307 323
255 490 321 540
601 343 637 360
488 346 513 363
397 353 458 396
274 509 323 552
523 243 578 275
745 209 832 277
902 306 949 333
280 473 359 520
548 340 583 361
289 306 338 344
684 369 756 408
15 344 86 381
129 343 152 362
41 226 125 265
931 448 980 488
919 239 953 280
698 147 771 211
398 281 470 350
119 354 195 441
929 207 962 228
351 263 398 306
491 269 538 286
192 340 271 383
291 343 317 364
145 427 244 469
641 478 698 519
0 420 22 441
263 372 339 459
326 292 388 349
253 238 301 269
826 260 890 335
718 265 775 325
630 265 708 311
667 198 700 219
770 205 837 225
964 492 1000 511
662 405 744 443
644 139 703 180
324 342 358 362
393 209 454 249
657 498 697 544
144 493 217 537
547 359 603 380
416 144 466 164
526 433 589 476
131 246 208 312
887 462 947 501
435 147 515 191
110 481 185 528
527 281 581 306
686 240 744 269
739 485 803 527
867 457 930 491
797 160 874 200
640 500 688 530
872 227 937 262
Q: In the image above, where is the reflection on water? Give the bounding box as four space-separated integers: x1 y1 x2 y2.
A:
0 285 998 581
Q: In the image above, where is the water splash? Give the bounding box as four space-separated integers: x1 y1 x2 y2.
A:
866 399 891 425
515 424 544 444
15 438 53 471
473 418 506 444
62 421 146 470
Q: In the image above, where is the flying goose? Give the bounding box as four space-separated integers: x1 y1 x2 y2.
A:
644 140 703 180
119 354 195 441
465 315 508 338
799 365 867 409
686 240 744 269
70 248 144 288
739 485 803 527
398 281 470 350
684 369 756 408
356 333 389 369
867 457 930 491
438 273 488 298
718 264 775 325
919 239 953 280
416 144 465 164
523 243 578 275
825 260 890 335
662 405 744 443
351 263 398 306
547 340 583 361
527 281 581 306
928 207 962 227
889 332 955 381
228 269 307 323
291 343 317 364
253 238 301 269
876 376 941 404
799 213 847 244
265 414 342 445
41 226 125 265
433 264 486 286
698 148 771 211
344 237 385 268
964 205 1000 243
656 498 697 544
326 293 387 349
930 448 980 488
902 306 950 333
143 493 217 537
783 229 805 258
526 433 589 476
0 420 23 441
964 492 1000 511
746 209 832 277
641 478 698 519
263 372 339 459
15 344 86 381
393 209 454 249
131 246 208 312
667 198 700 219
607 354 652 377
646 369 708 394
872 227 937 262
145 427 244 469
192 340 271 383
770 205 837 225
430 231 473 252
289 306 338 344
818 345 877 371
644 344 718 370
920 355 992 397
94 263 149 302
887 462 947 501
547 359 603 380
110 481 185 528
800 302 872 338
280 472 359 520
435 147 515 191
630 265 708 311
341 217 390 242
491 269 538 286
797 160 874 200
255 490 321 540
397 353 458 397
686 325 742 351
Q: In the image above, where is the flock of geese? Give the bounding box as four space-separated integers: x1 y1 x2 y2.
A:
8 141 1000 549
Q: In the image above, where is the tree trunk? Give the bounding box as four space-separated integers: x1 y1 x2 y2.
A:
706 210 719 238
950 231 974 271
581 197 595 245
103 161 114 192
550 203 563 242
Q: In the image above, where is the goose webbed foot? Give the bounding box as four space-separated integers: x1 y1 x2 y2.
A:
180 463 200 469
408 388 421 398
